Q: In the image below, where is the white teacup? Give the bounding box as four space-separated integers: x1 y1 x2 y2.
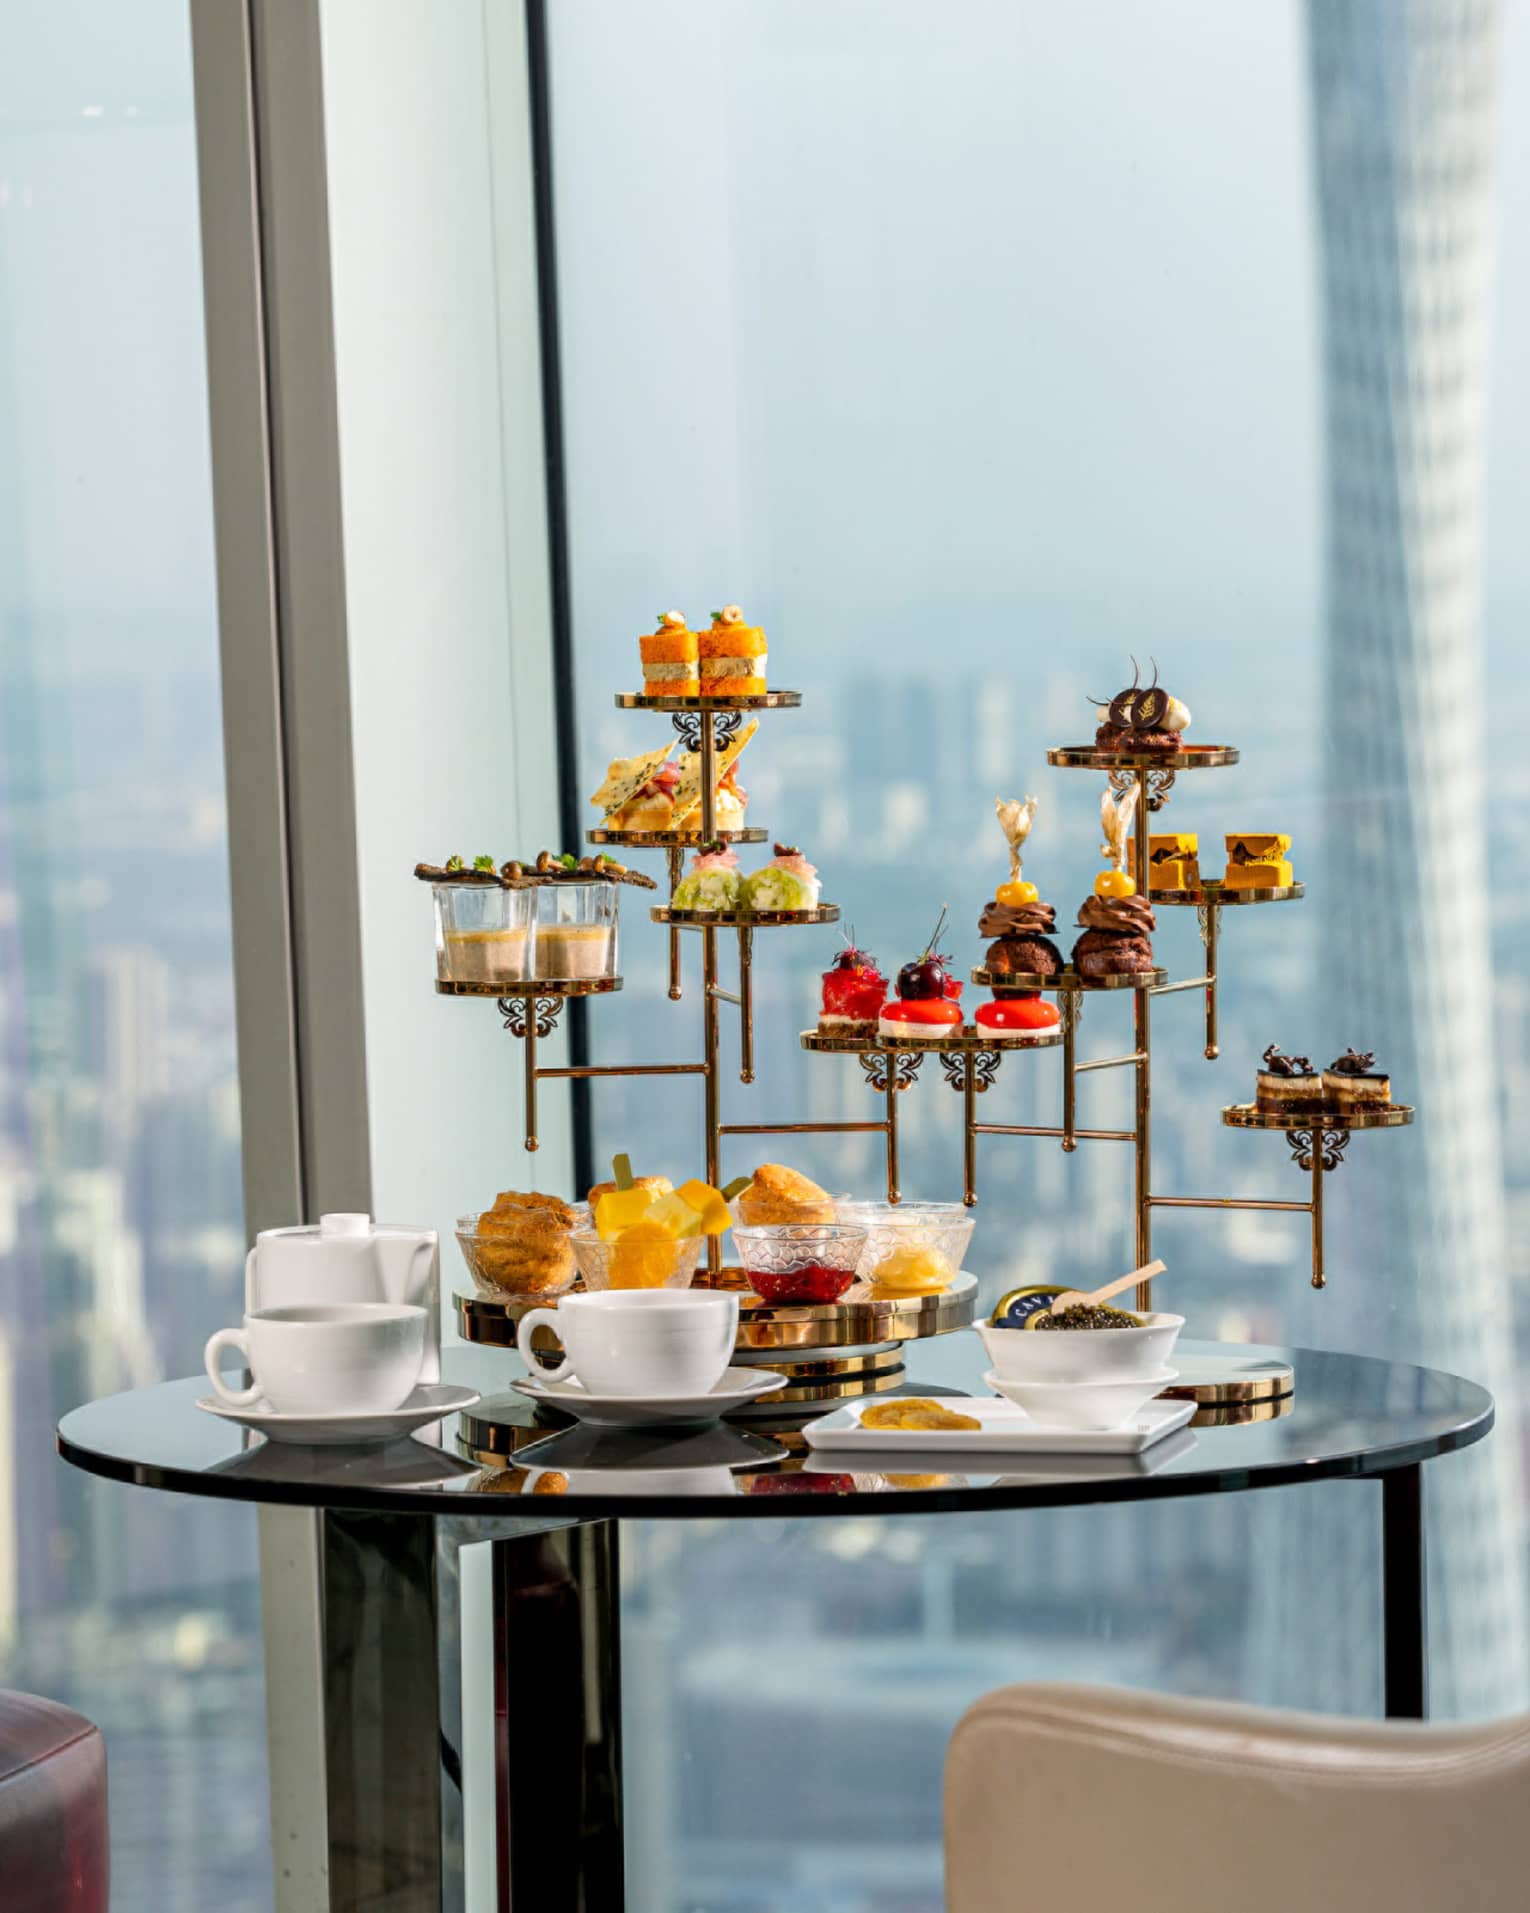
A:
204 1303 427 1416
518 1290 739 1398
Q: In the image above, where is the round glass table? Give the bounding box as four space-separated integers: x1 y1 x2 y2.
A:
57 1339 1491 1911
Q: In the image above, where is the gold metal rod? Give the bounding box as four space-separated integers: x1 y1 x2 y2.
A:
699 713 717 840
719 1120 889 1136
885 1049 901 1203
1311 1143 1326 1289
666 846 684 1000
1147 1194 1313 1213
1203 902 1219 1059
699 714 722 1276
1135 983 1151 1309
973 1124 1135 1142
1062 990 1078 1152
537 1063 709 1080
1075 1052 1146 1074
738 925 755 1085
524 1010 538 1153
1146 978 1210 998
708 987 742 1007
1136 766 1152 900
963 1052 978 1207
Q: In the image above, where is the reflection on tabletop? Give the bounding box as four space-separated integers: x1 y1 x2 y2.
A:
212 1430 482 1488
749 1426 1199 1495
464 1420 788 1495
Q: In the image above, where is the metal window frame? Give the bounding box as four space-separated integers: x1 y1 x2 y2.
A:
189 4 581 1902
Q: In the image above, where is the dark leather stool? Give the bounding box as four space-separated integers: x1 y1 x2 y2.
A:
0 1690 108 1911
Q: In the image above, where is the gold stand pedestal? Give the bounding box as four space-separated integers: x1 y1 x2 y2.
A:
588 826 767 848
454 1275 976 1410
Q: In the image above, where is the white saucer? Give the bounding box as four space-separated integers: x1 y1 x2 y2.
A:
513 1367 789 1427
197 1382 481 1446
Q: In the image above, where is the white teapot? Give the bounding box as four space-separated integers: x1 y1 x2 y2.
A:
245 1214 441 1380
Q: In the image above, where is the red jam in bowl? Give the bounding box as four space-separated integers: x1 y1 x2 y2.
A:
749 1261 858 1305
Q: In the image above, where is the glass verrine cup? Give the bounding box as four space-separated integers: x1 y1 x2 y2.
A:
834 1200 974 1292
455 1214 577 1299
532 881 619 983
571 1224 703 1291
434 883 532 987
732 1223 868 1305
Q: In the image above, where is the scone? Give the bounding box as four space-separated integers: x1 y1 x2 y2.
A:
735 1163 835 1226
472 1189 577 1294
587 1175 672 1207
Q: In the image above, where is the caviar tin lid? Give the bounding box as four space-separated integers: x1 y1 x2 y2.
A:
990 1284 1071 1328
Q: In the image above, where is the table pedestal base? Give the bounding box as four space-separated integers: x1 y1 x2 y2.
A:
267 1510 622 1911
492 1521 624 1908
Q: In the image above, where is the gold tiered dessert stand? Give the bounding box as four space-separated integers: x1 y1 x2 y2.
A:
799 740 1412 1305
450 687 1065 1406
446 700 1412 1410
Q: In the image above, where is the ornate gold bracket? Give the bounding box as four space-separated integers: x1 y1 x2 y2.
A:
1287 1128 1350 1173
498 996 564 1040
671 707 745 751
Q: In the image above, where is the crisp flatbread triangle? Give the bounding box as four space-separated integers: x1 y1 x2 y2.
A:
670 719 759 827
589 743 676 817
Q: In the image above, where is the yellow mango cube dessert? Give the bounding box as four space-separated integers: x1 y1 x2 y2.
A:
1222 859 1294 889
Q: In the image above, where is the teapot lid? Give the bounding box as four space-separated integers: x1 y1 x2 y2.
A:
319 1212 372 1237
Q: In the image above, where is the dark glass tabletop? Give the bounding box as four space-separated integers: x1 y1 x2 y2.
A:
56 1337 1493 1520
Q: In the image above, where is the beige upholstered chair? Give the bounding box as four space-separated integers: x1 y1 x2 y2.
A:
945 1683 1530 1913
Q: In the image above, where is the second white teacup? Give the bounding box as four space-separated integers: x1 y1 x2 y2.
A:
518 1289 739 1398
205 1302 427 1416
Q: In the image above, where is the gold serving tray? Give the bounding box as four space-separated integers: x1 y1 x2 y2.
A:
588 827 768 848
1045 743 1239 771
1161 1353 1294 1405
734 1346 904 1381
1223 1102 1414 1132
971 966 1167 994
652 904 841 928
614 691 802 712
456 1276 978 1354
730 1366 907 1410
1152 882 1304 907
800 1027 1063 1054
736 1275 978 1350
1191 1394 1293 1427
435 976 622 998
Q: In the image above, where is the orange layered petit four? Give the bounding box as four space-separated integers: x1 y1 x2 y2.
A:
639 611 699 698
699 605 767 696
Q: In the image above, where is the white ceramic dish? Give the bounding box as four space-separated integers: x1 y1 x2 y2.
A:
984 1366 1179 1431
977 1311 1184 1384
196 1381 480 1446
513 1366 788 1427
803 1393 1195 1457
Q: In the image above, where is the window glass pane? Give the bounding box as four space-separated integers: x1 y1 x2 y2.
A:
0 4 268 1906
550 2 1530 1904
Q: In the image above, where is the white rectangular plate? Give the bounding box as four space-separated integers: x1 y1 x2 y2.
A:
803 1395 1196 1456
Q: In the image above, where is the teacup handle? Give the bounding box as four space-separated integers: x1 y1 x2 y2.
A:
517 1307 571 1382
205 1327 263 1407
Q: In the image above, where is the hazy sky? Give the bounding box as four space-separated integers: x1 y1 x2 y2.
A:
553 0 1530 694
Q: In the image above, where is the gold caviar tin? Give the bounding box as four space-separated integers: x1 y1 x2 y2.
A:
990 1283 1071 1328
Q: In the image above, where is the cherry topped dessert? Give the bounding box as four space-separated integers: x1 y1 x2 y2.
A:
896 908 952 1000
818 935 889 1040
881 908 963 1042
